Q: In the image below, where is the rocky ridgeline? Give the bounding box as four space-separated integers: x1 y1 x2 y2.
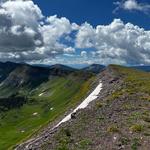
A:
15 66 150 150
15 66 122 150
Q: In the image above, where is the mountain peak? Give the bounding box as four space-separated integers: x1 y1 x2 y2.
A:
82 64 105 74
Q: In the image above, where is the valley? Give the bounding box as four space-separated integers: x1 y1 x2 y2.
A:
0 62 95 150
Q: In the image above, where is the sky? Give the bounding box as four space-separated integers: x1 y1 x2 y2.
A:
33 0 149 29
0 0 150 66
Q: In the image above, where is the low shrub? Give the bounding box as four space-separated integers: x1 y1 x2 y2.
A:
107 125 119 133
130 124 144 132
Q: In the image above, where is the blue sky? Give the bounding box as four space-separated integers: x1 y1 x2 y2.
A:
0 0 150 66
33 0 149 29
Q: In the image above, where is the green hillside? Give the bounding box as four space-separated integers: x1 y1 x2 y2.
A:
0 65 95 150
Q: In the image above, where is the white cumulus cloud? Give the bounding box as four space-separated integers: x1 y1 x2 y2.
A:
114 0 150 14
0 0 77 62
76 19 150 65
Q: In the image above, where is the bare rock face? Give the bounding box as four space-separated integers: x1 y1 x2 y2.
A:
0 63 77 89
2 65 50 88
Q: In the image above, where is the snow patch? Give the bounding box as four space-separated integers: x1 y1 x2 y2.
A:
21 130 25 133
39 93 44 96
33 112 38 116
50 107 54 111
113 136 117 140
54 81 102 128
15 81 103 149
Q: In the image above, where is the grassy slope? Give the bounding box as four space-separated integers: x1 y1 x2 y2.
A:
110 65 150 99
0 74 95 150
41 65 150 150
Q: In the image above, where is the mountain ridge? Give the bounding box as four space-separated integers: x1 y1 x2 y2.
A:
81 64 105 74
15 65 150 150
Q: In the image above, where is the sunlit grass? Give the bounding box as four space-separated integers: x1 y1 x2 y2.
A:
0 74 95 150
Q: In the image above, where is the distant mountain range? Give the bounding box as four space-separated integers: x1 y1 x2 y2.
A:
0 62 149 91
0 62 108 98
131 66 150 72
33 62 150 72
82 64 105 74
0 62 107 93
0 62 105 83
